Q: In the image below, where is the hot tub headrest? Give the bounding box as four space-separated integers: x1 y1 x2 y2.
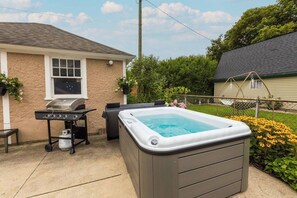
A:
154 100 165 106
106 102 120 108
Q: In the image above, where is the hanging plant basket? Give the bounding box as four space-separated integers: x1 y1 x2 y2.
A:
0 86 7 96
122 84 131 95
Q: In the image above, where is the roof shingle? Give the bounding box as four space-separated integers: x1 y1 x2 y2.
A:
214 31 297 81
0 22 133 57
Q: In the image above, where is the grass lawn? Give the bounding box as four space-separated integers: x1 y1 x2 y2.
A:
188 104 297 132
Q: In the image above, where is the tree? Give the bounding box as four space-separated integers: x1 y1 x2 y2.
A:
128 55 217 103
207 0 297 62
158 55 217 95
130 55 165 102
206 35 228 62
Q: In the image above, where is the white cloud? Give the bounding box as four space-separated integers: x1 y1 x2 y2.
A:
143 3 200 18
76 13 90 24
0 0 32 9
27 12 90 26
158 2 200 18
101 1 123 14
171 33 196 42
142 7 155 18
0 11 90 26
143 17 168 27
172 23 185 31
0 13 27 22
120 18 137 26
201 11 235 23
28 12 62 24
209 25 232 32
121 2 236 35
0 0 90 26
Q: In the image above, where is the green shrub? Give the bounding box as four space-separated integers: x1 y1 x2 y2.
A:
266 157 297 190
163 86 190 103
263 95 284 110
130 56 165 103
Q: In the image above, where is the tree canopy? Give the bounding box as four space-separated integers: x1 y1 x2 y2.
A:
158 55 217 95
128 55 217 103
207 0 297 62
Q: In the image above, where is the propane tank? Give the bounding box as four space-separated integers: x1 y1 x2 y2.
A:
59 129 72 150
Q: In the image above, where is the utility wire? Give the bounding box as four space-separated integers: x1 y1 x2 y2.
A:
143 0 212 41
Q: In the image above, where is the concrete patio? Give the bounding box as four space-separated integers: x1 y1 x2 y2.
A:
0 135 296 198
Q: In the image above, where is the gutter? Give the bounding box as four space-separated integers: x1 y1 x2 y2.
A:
214 72 297 82
0 43 135 63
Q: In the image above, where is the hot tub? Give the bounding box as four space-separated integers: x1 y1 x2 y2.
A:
118 107 251 198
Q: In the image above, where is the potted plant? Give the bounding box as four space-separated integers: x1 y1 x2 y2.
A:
0 73 23 102
0 73 7 96
116 77 137 95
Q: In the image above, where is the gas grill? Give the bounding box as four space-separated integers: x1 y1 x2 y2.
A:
35 98 96 154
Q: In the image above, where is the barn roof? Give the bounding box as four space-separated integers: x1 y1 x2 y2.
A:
215 31 297 81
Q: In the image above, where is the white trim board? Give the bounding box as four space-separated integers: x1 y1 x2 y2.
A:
0 51 11 143
123 60 127 104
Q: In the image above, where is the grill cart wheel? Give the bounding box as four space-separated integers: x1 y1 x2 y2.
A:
45 144 53 152
86 140 90 145
70 148 75 154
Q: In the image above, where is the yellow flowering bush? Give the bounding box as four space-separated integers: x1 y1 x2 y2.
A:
228 116 297 166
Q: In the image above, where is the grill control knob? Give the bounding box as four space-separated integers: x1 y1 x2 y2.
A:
73 115 78 119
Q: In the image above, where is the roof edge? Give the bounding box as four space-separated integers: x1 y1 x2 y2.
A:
222 30 297 56
214 72 297 82
0 43 135 62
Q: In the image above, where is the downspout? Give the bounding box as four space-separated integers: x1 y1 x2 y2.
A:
123 60 127 104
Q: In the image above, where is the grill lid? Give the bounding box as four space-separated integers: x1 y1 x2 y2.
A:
46 98 85 111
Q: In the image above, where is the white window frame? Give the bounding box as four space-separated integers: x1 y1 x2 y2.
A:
44 55 87 100
250 79 262 89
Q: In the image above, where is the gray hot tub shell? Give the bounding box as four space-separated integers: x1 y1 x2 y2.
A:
118 108 250 198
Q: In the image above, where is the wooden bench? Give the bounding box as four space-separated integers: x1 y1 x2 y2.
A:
0 129 19 153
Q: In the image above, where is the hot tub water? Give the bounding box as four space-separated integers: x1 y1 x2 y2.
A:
136 114 218 137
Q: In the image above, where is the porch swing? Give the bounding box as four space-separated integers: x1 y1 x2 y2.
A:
218 71 271 110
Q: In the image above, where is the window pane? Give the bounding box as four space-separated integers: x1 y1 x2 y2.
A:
60 68 67 76
67 60 74 68
75 60 81 68
60 59 66 67
54 78 81 95
75 69 81 77
53 68 59 76
52 59 59 67
68 69 74 77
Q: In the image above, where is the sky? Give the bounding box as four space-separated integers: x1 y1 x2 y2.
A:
0 0 276 59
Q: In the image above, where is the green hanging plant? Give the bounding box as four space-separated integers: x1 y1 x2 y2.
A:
115 77 137 94
0 73 23 102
